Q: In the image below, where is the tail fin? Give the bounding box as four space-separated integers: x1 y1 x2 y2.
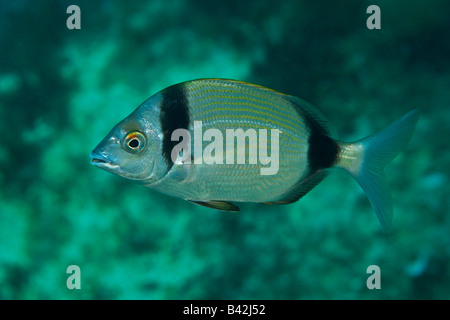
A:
335 110 419 229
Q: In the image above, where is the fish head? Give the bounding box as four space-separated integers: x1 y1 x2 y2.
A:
90 106 163 182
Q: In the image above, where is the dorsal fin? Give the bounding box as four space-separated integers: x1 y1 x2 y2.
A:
266 170 327 205
188 200 240 212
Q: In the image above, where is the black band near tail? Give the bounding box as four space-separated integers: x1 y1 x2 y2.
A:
307 128 339 171
289 99 340 171
160 84 190 168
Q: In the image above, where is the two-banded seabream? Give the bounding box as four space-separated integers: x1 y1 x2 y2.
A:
90 79 419 229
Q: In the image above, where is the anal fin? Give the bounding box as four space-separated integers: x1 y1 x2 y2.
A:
267 170 327 205
189 200 240 212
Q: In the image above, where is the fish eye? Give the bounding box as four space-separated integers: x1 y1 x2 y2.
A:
123 131 146 153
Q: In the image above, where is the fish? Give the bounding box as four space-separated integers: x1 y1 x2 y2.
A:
90 79 419 229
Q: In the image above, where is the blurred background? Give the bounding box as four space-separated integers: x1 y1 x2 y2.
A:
0 0 449 299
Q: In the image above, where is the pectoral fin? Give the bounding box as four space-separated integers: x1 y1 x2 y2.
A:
188 200 240 212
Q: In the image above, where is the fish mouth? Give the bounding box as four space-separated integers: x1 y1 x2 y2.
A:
89 152 119 170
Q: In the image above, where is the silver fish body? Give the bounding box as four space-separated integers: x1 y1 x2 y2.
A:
90 79 419 228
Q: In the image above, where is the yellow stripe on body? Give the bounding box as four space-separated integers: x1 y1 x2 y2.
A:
187 81 308 138
191 92 300 127
187 78 289 98
197 106 306 142
187 96 308 143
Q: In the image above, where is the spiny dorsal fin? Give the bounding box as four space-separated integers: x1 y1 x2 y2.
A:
267 170 327 205
188 200 240 212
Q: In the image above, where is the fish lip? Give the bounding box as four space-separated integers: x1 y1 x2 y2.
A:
89 152 119 170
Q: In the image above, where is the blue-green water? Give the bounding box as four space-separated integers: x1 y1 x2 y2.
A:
0 0 449 299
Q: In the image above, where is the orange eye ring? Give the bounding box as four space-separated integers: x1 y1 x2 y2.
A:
123 131 146 153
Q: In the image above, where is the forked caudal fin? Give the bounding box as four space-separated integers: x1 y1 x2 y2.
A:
335 110 420 230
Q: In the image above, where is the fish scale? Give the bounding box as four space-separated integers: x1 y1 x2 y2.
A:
179 79 308 201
